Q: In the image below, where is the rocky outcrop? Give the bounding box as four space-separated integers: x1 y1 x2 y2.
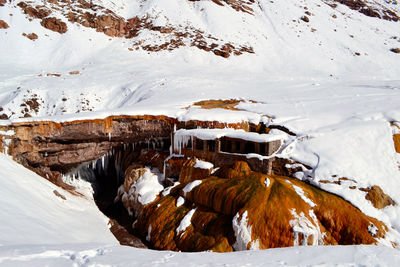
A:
179 158 213 183
3 115 174 188
41 17 67 34
394 133 400 153
0 19 9 29
189 0 254 14
17 2 52 19
109 219 147 248
15 0 254 57
360 185 396 209
326 0 399 21
131 161 387 252
22 32 38 40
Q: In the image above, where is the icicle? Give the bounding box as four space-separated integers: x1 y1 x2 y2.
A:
108 132 111 141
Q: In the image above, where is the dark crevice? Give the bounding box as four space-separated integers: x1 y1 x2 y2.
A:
64 140 170 248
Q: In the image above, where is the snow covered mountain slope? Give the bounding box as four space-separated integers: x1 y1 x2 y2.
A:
0 0 398 121
1 243 400 266
0 153 117 246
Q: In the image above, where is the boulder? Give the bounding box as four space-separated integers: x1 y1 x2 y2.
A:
41 17 67 34
0 19 9 29
360 185 396 209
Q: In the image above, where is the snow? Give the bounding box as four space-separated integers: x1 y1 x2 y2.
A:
176 196 185 207
173 128 286 155
0 244 400 266
289 209 324 246
0 154 117 246
176 208 196 236
286 180 316 208
132 168 164 205
290 119 400 242
232 211 260 251
182 180 203 197
146 225 152 242
194 159 213 170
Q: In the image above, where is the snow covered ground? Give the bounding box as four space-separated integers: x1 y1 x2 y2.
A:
1 243 400 267
0 154 117 246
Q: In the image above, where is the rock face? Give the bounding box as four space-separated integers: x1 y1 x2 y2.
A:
15 0 255 57
360 185 396 209
328 0 400 21
40 17 67 34
179 158 213 183
3 115 174 189
394 133 400 153
130 160 387 252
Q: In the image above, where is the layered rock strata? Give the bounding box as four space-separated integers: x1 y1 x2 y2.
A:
123 160 388 252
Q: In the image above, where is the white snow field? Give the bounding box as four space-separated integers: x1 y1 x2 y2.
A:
1 0 400 265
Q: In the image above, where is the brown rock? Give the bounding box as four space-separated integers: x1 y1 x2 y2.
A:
391 48 400 54
0 114 9 120
69 70 80 75
179 158 212 183
41 17 67 34
124 166 146 192
46 73 62 77
0 19 9 29
135 161 387 251
360 185 396 209
394 134 400 153
165 156 187 179
137 150 169 172
17 3 51 19
301 16 310 22
109 219 147 248
22 32 38 40
0 0 6 6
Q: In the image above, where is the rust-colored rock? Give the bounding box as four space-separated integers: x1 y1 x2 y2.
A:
124 166 146 192
360 185 396 209
134 161 387 252
301 16 310 22
0 0 6 6
164 156 188 179
41 17 67 34
137 150 169 172
22 32 38 40
179 158 212 183
17 2 52 19
3 115 174 188
394 134 400 153
0 19 9 29
109 219 147 248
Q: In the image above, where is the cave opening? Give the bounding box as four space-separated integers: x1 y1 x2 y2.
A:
62 138 171 248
